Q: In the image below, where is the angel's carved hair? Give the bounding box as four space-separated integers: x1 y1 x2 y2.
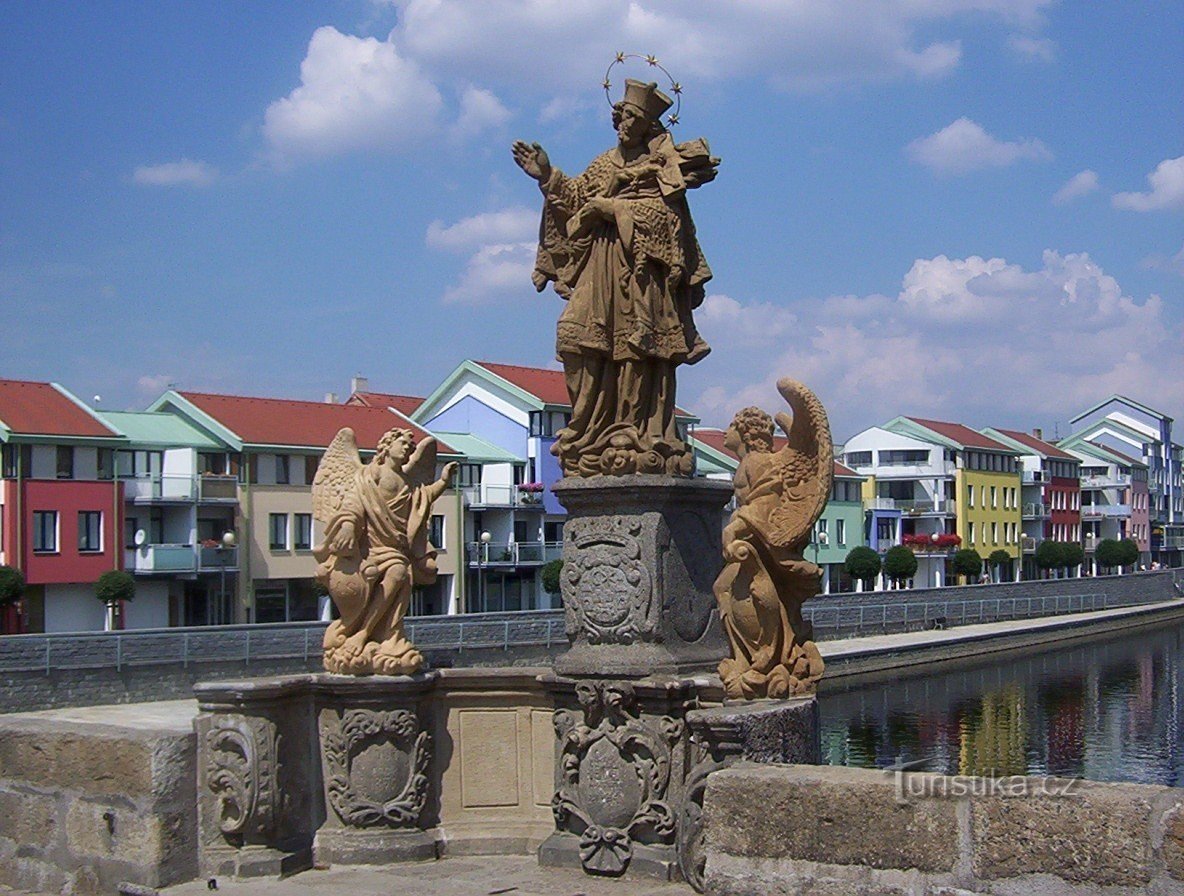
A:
377 428 414 460
730 407 774 453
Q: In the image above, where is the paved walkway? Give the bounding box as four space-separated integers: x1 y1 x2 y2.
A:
165 856 695 896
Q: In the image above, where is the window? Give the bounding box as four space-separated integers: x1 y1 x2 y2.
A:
78 511 103 552
268 513 289 551
457 464 482 487
275 454 290 485
967 484 975 507
836 519 846 545
305 454 320 484
97 448 114 481
294 513 313 550
56 446 74 479
991 486 997 508
429 514 445 547
816 519 828 542
198 452 227 475
968 522 975 546
1 444 16 478
880 449 929 465
844 451 872 467
544 520 563 543
991 522 998 545
125 516 138 549
33 511 58 553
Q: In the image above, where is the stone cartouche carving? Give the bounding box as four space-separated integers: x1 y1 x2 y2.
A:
561 516 655 645
552 681 682 875
713 378 832 699
321 708 431 828
513 77 719 478
205 716 283 843
312 428 456 675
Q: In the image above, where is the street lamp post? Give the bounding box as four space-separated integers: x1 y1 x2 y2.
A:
478 530 491 613
813 528 829 592
218 530 236 625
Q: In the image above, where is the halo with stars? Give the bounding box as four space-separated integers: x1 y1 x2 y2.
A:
603 52 683 127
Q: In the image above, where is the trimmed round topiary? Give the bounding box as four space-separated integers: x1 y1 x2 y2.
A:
1094 538 1123 571
1034 539 1065 572
95 569 135 605
1061 542 1084 571
0 565 24 606
541 558 564 595
1118 538 1140 568
844 546 881 585
951 548 983 580
883 545 918 586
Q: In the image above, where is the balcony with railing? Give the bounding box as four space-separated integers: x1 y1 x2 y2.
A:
890 498 956 516
461 483 546 509
126 544 238 575
1022 503 1050 519
1081 504 1130 520
1021 470 1045 484
124 474 238 504
1081 473 1130 489
1021 536 1038 553
466 541 563 566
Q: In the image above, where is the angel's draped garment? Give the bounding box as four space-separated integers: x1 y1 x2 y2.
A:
531 131 713 475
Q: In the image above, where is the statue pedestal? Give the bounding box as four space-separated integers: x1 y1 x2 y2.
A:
550 475 733 677
312 673 441 864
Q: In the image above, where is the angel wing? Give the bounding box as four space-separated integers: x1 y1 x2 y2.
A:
767 379 834 549
402 435 440 490
312 428 363 523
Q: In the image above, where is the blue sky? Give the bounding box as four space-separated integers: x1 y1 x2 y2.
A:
1 1 1181 441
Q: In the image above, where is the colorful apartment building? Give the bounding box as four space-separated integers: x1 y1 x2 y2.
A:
150 391 465 622
843 418 1022 585
1062 441 1150 567
0 380 126 633
1066 396 1182 566
982 427 1082 579
688 429 867 593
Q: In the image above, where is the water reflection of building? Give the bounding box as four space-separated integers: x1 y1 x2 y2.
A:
957 686 1027 776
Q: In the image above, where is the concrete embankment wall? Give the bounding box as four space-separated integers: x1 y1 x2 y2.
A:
703 763 1184 896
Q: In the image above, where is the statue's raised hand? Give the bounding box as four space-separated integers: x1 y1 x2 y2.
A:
512 140 552 183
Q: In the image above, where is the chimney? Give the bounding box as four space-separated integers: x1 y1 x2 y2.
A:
1032 427 1043 441
351 375 369 395
324 392 338 404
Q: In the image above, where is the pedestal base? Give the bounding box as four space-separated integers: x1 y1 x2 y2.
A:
313 827 440 865
538 832 679 880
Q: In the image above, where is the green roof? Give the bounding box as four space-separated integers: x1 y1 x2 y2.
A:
430 432 522 463
97 410 225 449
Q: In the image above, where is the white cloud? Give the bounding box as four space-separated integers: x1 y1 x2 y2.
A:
136 374 175 394
682 251 1183 440
262 26 443 163
1051 169 1098 205
907 118 1052 175
1007 34 1056 62
450 86 512 141
425 206 536 251
441 241 536 305
132 159 218 187
1112 156 1184 212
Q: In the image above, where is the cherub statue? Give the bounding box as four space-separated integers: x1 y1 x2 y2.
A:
312 427 456 676
713 379 832 700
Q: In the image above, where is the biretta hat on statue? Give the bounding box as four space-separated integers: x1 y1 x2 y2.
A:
621 79 673 121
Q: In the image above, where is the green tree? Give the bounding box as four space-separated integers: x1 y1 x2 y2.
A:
1061 542 1084 574
95 570 135 607
541 559 564 595
0 565 24 606
882 546 918 588
1094 538 1123 572
1118 538 1140 569
988 548 1012 582
951 548 983 582
843 546 881 589
1034 540 1065 578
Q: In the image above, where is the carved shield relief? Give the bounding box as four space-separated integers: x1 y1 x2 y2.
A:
562 517 655 645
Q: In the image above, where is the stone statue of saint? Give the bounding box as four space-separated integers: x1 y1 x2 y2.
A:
713 379 832 699
513 78 719 477
312 427 456 675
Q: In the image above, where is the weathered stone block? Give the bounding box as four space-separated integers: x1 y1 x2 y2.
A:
0 725 157 794
704 765 959 873
0 786 58 849
65 799 166 867
1164 797 1184 881
969 778 1155 885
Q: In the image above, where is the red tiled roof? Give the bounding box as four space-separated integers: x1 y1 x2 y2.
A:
178 392 456 454
0 380 117 438
906 417 1013 452
993 428 1076 460
693 428 856 477
475 361 697 417
347 391 424 415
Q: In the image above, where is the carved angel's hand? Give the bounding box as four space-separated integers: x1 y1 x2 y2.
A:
439 461 458 487
332 521 358 555
512 140 552 183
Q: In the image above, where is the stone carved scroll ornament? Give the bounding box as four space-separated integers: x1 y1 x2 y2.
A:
713 378 831 700
205 716 282 843
552 681 683 875
322 708 431 828
311 427 456 675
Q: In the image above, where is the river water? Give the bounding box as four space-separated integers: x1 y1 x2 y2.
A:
819 621 1184 785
